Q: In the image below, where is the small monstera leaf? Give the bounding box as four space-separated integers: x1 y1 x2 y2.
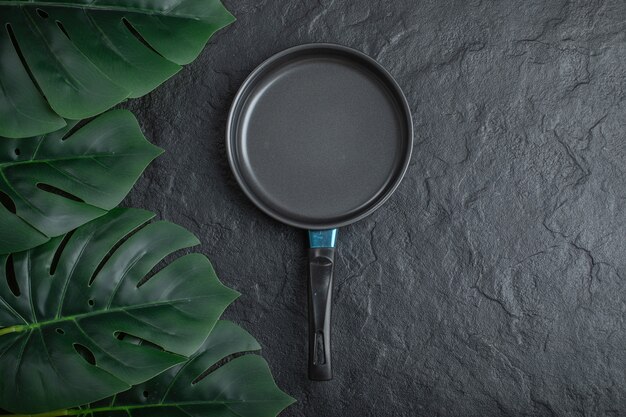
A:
0 208 239 414
0 109 162 254
78 321 295 417
0 0 234 138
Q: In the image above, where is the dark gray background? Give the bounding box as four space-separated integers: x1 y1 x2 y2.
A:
123 1 626 416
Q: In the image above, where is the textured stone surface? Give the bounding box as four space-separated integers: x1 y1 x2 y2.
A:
122 1 626 415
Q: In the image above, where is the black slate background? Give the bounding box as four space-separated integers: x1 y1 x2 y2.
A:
122 1 626 416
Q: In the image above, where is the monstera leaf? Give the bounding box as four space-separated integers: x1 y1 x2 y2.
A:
0 208 239 414
0 0 234 138
35 321 293 417
0 109 161 254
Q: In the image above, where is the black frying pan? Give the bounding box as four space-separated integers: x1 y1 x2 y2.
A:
227 43 412 380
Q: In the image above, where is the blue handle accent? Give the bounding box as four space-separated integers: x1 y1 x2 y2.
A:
309 229 337 248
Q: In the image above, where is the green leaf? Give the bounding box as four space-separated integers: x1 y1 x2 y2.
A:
0 0 235 138
0 208 240 414
77 321 295 417
0 109 162 254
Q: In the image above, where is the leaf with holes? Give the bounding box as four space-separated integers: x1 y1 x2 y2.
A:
0 0 234 138
0 208 239 414
0 109 162 255
54 321 294 417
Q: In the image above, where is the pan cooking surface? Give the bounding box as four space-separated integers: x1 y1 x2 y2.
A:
228 45 412 229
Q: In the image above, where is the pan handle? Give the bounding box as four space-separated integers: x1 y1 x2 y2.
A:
307 229 337 381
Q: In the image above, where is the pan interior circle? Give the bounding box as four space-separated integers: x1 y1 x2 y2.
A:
235 51 409 226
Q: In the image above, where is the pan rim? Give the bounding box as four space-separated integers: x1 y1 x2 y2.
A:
226 43 413 230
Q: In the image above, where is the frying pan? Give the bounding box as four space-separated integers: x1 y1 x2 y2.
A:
226 43 413 380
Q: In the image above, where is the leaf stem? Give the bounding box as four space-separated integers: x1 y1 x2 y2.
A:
0 325 24 336
0 297 201 336
0 410 69 417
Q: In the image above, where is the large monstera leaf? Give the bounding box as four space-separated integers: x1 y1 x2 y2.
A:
0 0 234 138
0 109 162 254
62 321 294 417
0 208 239 414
